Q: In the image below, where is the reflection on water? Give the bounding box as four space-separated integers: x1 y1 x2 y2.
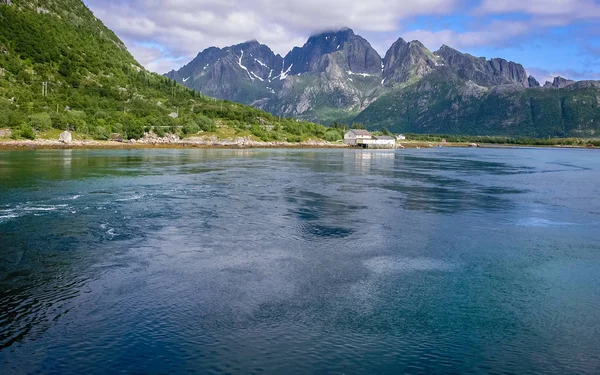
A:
1 148 600 374
345 150 396 174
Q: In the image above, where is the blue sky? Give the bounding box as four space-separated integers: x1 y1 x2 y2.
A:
85 0 600 83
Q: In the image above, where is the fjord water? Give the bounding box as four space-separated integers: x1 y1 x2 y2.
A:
1 148 599 374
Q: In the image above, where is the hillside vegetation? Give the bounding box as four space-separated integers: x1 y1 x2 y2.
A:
354 69 600 137
0 0 338 142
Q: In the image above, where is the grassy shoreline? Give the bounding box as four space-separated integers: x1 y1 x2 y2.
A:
405 134 600 147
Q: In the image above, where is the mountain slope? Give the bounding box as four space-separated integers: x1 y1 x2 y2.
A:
165 41 285 104
382 38 439 86
433 45 534 87
354 72 600 137
0 0 332 142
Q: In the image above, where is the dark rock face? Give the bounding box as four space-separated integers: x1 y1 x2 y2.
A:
230 41 285 81
528 75 540 87
283 28 381 75
167 28 384 121
434 45 530 87
543 76 575 88
165 46 222 82
165 41 283 103
383 38 438 85
167 42 284 84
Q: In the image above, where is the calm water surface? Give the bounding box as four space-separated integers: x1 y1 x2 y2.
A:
1 148 599 374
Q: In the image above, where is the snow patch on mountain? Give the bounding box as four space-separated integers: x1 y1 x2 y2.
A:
347 70 377 78
279 64 293 80
250 71 264 82
237 50 254 80
254 58 268 68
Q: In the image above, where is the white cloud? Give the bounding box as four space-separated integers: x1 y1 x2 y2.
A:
84 0 459 72
402 21 531 51
527 67 600 84
475 0 600 24
83 0 600 79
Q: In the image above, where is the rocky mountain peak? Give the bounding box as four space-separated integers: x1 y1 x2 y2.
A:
383 37 439 85
528 75 541 87
237 39 260 47
435 44 460 56
409 40 427 49
543 76 575 88
283 27 381 75
434 45 529 87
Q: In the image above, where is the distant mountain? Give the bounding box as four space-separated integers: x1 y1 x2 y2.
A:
169 28 600 137
543 76 575 88
167 28 383 123
166 41 284 104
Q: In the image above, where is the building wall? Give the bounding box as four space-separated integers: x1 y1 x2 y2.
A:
344 132 356 145
357 139 396 149
344 132 376 146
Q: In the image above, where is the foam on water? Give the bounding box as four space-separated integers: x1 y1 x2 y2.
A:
515 217 577 227
0 203 73 224
363 256 458 274
0 213 18 223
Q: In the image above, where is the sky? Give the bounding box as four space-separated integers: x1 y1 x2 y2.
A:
85 0 600 83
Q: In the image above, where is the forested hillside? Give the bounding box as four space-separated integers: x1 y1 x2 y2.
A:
0 0 336 142
354 70 600 137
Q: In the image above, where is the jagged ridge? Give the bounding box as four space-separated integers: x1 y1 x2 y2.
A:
166 27 600 136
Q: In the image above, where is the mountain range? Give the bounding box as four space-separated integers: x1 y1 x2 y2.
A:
167 28 600 137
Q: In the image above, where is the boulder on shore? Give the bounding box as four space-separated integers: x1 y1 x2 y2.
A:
110 133 124 142
0 129 11 138
59 131 72 143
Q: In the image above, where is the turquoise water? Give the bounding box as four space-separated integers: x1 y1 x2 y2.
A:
1 148 599 374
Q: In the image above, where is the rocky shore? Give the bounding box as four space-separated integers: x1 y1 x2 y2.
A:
0 132 349 149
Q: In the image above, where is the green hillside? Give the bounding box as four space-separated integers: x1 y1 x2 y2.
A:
354 69 600 137
0 0 337 142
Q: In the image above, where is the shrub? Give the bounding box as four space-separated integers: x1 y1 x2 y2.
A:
111 122 124 135
250 124 266 139
154 125 166 137
28 113 52 131
8 111 26 128
286 134 302 143
123 119 145 140
50 112 69 130
182 121 200 135
11 124 36 140
169 122 180 137
92 126 110 140
324 129 342 142
196 114 217 132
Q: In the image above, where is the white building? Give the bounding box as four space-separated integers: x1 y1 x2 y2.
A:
344 129 372 145
396 134 406 140
357 135 396 149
